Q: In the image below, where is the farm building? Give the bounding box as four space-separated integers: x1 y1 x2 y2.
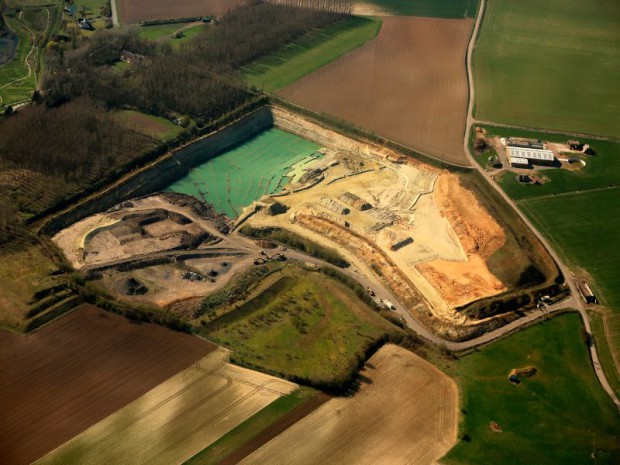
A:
507 146 555 166
505 138 545 150
578 282 598 305
510 156 530 168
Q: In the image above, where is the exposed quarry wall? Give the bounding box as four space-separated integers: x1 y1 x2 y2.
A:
40 107 274 236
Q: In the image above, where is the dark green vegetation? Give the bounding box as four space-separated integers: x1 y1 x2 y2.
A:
200 265 402 390
240 225 349 267
364 0 476 18
244 16 381 92
474 0 620 138
456 172 562 320
184 387 322 465
445 314 620 465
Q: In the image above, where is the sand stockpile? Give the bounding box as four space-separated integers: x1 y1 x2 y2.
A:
417 174 506 307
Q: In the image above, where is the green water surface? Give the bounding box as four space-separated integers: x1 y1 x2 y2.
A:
166 128 321 218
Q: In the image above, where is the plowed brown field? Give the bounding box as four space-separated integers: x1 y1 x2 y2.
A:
278 16 473 166
0 304 214 465
118 0 250 24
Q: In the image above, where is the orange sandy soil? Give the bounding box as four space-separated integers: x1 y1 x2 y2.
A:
117 0 250 24
278 16 473 166
417 173 506 307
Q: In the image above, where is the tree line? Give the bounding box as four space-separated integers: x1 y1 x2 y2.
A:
0 1 350 243
44 2 348 119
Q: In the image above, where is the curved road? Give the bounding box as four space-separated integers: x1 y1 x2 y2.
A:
463 0 619 409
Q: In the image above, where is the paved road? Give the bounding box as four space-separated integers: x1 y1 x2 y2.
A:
463 0 619 409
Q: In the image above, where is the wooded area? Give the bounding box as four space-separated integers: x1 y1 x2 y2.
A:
0 1 350 244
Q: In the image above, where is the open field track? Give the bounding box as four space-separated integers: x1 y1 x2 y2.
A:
278 16 473 165
117 0 250 24
34 347 297 465
0 304 214 465
237 344 458 465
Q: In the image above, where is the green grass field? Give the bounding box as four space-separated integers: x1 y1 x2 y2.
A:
485 127 620 200
0 241 63 331
445 313 620 465
117 110 184 141
138 23 205 48
244 16 381 93
485 125 620 396
0 15 37 107
474 0 620 138
183 387 320 465
363 0 476 17
203 266 400 387
520 189 620 385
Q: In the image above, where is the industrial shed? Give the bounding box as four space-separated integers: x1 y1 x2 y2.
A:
507 146 555 166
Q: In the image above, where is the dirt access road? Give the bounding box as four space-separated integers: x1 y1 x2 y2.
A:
463 0 620 409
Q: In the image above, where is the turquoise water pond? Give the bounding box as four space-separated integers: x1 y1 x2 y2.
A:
165 128 321 218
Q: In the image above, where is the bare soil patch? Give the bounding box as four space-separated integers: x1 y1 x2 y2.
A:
238 344 458 465
417 173 507 306
35 348 297 465
0 304 214 465
118 0 250 24
278 16 473 165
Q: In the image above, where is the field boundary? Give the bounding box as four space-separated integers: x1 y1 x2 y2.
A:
475 120 620 143
269 95 473 171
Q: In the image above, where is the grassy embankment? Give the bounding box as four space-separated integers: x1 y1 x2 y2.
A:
444 313 620 465
454 171 561 320
244 15 381 93
240 224 349 268
199 264 402 390
474 0 620 138
362 0 477 17
117 109 185 141
183 387 322 465
482 125 620 397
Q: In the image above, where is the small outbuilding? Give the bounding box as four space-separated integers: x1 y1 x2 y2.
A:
579 282 598 304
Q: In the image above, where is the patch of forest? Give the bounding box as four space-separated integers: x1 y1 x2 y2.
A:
0 1 350 244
